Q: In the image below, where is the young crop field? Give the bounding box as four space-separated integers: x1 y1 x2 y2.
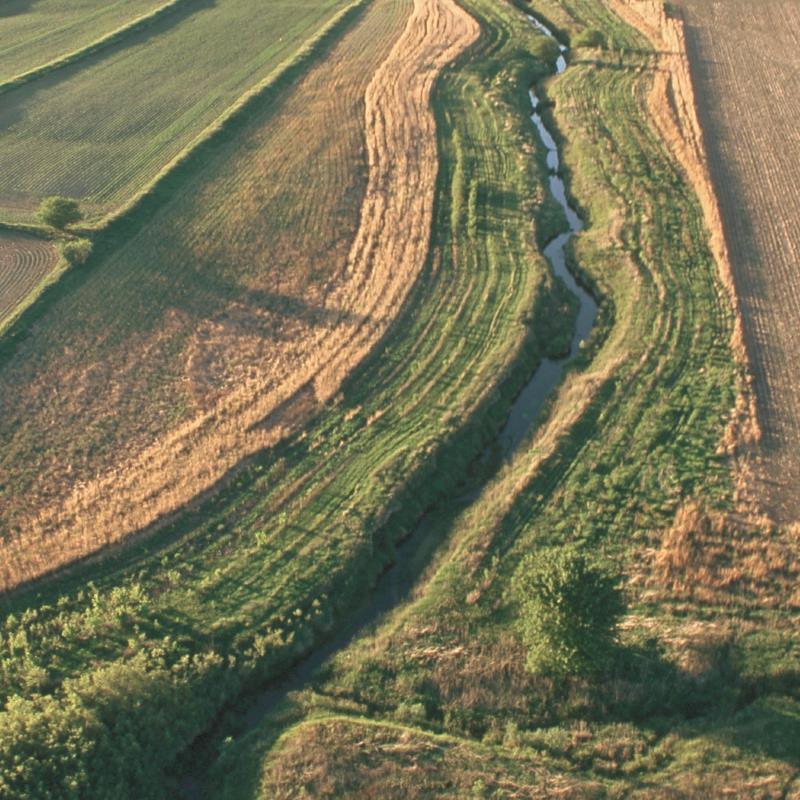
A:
0 0 165 82
0 0 797 794
671 0 800 526
0 0 352 221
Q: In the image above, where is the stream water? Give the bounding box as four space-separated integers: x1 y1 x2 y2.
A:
499 16 597 454
178 15 596 798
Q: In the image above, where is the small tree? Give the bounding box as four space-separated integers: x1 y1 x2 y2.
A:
61 238 92 266
511 545 624 677
38 196 82 230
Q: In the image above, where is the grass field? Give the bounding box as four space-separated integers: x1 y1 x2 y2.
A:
0 0 164 83
0 0 578 792
0 0 352 221
672 0 800 525
244 711 800 798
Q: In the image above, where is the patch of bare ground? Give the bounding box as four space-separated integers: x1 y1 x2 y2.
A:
0 0 479 591
0 232 58 328
619 0 800 524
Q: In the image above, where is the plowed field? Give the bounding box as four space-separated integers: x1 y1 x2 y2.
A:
675 0 800 524
0 231 58 329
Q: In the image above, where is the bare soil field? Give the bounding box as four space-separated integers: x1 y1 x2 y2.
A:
0 231 57 329
0 0 478 590
671 0 800 524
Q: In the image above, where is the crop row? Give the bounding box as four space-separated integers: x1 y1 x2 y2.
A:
0 0 163 83
0 0 350 219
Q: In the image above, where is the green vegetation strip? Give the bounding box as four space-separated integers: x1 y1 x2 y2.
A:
201 0 797 796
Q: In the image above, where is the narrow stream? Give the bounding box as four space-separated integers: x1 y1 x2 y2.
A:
178 16 596 798
499 15 597 454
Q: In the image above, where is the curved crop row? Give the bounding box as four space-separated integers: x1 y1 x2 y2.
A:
0 0 163 83
0 0 478 591
0 0 192 97
0 231 58 330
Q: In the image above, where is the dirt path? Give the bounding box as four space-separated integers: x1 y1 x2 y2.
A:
0 0 479 591
0 232 58 330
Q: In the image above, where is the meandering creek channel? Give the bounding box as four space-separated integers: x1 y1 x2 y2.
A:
178 15 596 797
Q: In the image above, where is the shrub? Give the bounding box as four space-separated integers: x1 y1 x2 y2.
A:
511 545 624 677
61 238 93 266
37 196 82 229
574 28 606 49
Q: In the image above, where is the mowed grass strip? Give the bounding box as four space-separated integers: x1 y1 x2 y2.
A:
0 0 352 220
0 0 164 83
0 0 568 793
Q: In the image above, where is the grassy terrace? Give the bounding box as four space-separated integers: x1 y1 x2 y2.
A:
210 0 798 796
0 0 351 221
0 0 164 82
0 0 571 795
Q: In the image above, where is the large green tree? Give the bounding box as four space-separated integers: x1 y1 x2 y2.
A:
512 546 624 677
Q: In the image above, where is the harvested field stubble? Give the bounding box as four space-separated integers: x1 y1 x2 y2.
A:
669 0 800 524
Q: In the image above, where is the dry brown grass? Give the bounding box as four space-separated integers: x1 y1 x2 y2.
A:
258 717 606 799
637 499 800 609
0 0 478 591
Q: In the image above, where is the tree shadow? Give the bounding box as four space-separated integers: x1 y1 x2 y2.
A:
578 636 800 769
